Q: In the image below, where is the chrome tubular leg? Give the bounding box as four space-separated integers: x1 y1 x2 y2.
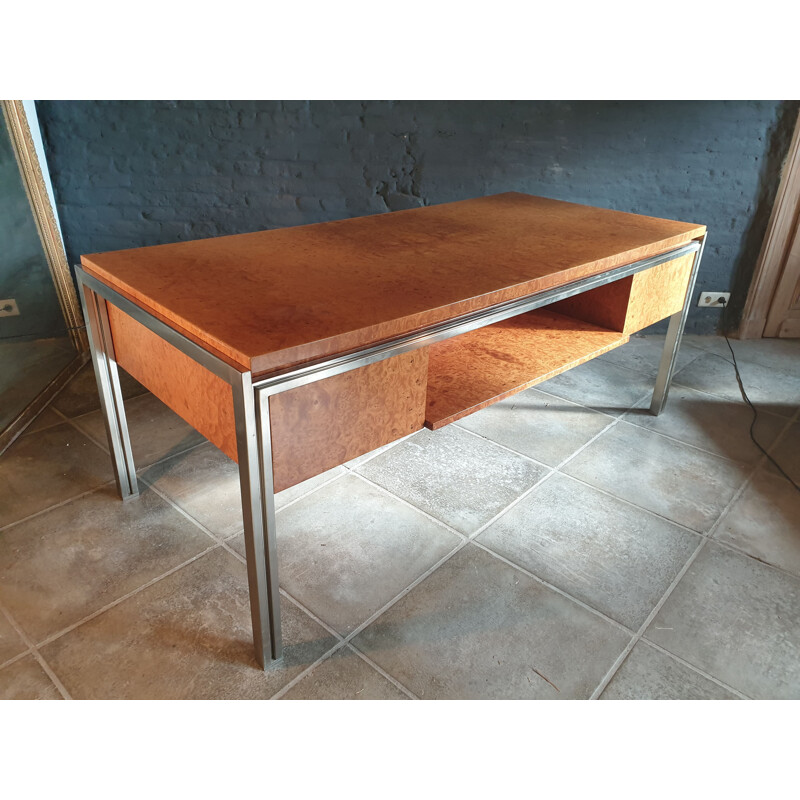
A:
78 280 138 499
232 374 282 669
650 235 707 415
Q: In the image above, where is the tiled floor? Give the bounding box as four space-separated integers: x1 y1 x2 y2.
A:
1 334 799 700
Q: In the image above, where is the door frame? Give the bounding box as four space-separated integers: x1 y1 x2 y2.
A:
738 109 800 339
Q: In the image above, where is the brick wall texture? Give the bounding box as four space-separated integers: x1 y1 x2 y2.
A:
36 100 800 334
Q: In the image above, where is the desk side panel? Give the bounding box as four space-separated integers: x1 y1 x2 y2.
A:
623 253 695 333
269 350 428 493
547 253 695 335
107 303 239 461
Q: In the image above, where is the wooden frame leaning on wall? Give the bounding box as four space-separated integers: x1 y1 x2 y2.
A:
0 100 88 454
738 109 800 339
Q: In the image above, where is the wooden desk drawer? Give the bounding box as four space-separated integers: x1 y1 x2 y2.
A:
548 252 695 334
106 302 427 492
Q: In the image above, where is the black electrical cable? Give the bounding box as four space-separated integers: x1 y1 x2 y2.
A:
718 298 800 494
0 324 86 342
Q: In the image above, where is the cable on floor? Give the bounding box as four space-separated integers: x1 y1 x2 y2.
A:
0 324 87 342
718 297 800 494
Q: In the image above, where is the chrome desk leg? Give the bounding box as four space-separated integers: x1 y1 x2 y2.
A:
78 282 138 499
232 374 282 669
650 236 707 415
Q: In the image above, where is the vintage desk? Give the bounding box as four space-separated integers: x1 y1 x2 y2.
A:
76 192 707 669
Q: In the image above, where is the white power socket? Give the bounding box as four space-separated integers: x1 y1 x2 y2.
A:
698 291 730 308
0 299 20 317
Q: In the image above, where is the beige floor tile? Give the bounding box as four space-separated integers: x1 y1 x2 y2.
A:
51 362 146 418
0 655 62 700
353 544 630 699
281 647 408 700
0 339 76 432
456 388 613 467
647 543 800 699
0 485 215 642
72 393 206 467
230 474 461 635
715 469 800 578
535 358 654 416
22 407 66 437
141 443 348 538
477 473 700 629
139 443 242 536
672 352 800 418
0 611 27 665
0 423 114 527
766 421 800 485
562 421 750 532
357 426 547 535
624 384 787 465
40 548 338 699
597 334 701 378
723 337 800 375
600 642 738 700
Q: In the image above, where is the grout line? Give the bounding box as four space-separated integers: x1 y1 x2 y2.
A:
268 641 348 700
707 537 800 585
60 413 114 455
200 516 420 702
447 423 555 470
588 425 766 701
706 407 797 542
278 589 346 644
334 539 470 648
465 469 557 540
597 337 706 374
670 377 799 421
636 638 751 699
517 384 621 420
0 647 34 673
469 539 634 635
67 408 211 472
0 601 71 700
552 469 727 540
0 481 117 534
138 474 233 549
20 405 71 437
614 415 763 468
588 536 709 700
33 544 222 651
348 472 468 541
273 468 351 514
341 432 417 471
344 643 420 699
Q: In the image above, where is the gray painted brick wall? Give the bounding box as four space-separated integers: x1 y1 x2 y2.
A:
36 100 799 334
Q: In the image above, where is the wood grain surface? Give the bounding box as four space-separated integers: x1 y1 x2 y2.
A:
549 253 694 334
624 253 695 333
424 309 628 429
107 302 239 460
269 350 428 491
109 302 427 489
82 193 705 375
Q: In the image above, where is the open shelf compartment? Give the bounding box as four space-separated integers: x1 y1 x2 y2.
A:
424 308 629 429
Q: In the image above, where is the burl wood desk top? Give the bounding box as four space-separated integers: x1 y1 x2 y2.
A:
81 192 706 376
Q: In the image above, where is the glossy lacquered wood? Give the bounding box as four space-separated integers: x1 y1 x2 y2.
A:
82 193 705 376
424 309 629 429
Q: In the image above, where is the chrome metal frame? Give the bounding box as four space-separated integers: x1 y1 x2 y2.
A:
75 233 705 670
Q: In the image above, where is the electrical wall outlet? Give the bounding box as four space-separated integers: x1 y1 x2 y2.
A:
698 291 730 308
0 299 20 317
